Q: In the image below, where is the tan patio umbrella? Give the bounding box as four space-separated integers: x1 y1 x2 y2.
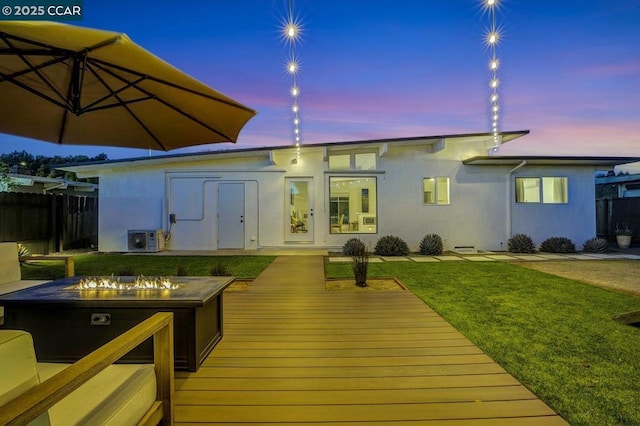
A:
0 21 256 150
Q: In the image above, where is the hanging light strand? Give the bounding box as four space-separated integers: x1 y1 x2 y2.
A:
484 0 502 148
283 0 302 155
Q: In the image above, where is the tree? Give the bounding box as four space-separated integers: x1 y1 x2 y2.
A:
0 151 107 183
0 161 16 190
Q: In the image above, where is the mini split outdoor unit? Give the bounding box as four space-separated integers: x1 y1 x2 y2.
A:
127 230 165 253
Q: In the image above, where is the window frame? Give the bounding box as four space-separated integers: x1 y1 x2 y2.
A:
422 177 450 206
328 175 378 234
515 176 569 204
328 151 377 171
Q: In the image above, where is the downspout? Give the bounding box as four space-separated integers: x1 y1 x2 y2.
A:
506 160 527 242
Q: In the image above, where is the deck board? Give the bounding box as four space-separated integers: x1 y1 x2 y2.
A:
175 256 567 424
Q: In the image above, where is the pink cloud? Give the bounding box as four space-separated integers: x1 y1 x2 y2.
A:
496 120 640 157
577 60 640 78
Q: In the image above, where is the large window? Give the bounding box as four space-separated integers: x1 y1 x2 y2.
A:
423 177 450 205
329 177 377 234
515 177 568 204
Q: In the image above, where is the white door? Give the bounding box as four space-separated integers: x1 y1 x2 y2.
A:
218 183 245 249
285 178 314 242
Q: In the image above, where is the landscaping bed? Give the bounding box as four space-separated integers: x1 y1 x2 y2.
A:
325 277 404 291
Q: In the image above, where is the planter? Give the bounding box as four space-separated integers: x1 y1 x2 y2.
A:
616 234 632 249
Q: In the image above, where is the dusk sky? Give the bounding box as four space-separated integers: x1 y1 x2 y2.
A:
1 0 639 159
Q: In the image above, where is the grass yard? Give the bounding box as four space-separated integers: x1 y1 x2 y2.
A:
20 254 276 280
326 260 640 425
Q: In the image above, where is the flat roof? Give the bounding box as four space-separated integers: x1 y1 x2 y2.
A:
58 130 529 173
463 156 640 167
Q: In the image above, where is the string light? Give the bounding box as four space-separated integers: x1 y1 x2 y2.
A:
483 0 503 149
282 0 303 156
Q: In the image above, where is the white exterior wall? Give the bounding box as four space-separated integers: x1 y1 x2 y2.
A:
92 140 600 253
511 166 597 248
98 166 166 252
336 144 511 252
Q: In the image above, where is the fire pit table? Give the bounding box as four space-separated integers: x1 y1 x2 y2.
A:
0 276 234 371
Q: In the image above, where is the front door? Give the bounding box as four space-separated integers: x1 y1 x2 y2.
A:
285 178 314 242
218 183 245 249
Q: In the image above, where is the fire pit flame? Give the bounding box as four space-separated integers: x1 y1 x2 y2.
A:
72 275 181 291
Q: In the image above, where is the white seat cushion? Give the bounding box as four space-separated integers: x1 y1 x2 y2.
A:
0 243 21 284
0 330 50 425
38 363 157 426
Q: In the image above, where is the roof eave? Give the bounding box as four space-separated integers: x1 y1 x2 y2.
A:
463 156 640 167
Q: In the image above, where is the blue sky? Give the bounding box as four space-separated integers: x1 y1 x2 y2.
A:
1 0 639 159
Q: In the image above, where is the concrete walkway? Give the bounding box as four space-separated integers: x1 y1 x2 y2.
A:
147 248 640 261
174 256 567 425
329 252 640 263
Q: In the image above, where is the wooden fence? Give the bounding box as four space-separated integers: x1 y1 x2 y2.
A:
597 198 640 241
0 192 97 253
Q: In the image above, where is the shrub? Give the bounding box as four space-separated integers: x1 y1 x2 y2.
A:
419 234 443 255
352 247 370 287
507 234 535 253
16 243 30 258
540 237 576 253
116 266 136 276
176 264 189 276
210 262 232 276
343 238 366 256
583 237 609 253
374 235 409 256
615 222 632 236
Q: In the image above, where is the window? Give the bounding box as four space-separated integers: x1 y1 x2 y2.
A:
542 177 568 203
328 154 350 170
423 177 450 205
329 177 377 234
515 178 540 203
515 177 568 204
328 152 376 171
355 153 376 170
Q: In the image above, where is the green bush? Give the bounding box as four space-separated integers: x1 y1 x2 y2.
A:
176 264 188 276
419 234 443 255
343 238 366 256
540 236 576 253
210 262 232 276
583 237 609 253
17 243 30 258
352 248 370 287
374 235 409 256
507 234 535 253
116 266 136 276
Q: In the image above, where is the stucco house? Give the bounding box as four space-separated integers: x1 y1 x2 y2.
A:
61 131 639 253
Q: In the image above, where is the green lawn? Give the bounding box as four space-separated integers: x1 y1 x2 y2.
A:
20 254 276 280
326 261 640 425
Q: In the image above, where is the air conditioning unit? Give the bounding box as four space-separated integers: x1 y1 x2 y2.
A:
127 230 165 253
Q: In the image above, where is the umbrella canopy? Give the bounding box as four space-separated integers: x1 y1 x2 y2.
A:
0 21 256 151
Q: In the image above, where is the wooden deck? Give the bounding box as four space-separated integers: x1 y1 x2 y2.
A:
175 256 567 425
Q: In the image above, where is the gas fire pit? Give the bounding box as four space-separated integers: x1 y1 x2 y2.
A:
70 275 182 291
0 275 234 371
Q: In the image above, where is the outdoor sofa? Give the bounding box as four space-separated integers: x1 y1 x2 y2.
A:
0 312 174 425
0 242 74 322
